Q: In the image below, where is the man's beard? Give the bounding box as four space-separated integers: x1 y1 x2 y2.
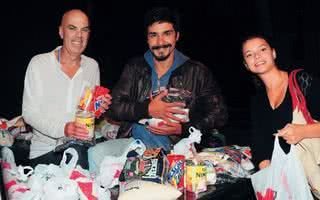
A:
151 44 173 61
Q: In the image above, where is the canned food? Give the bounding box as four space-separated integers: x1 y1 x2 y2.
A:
75 110 95 140
167 154 185 191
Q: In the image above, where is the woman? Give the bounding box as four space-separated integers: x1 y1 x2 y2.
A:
241 34 320 170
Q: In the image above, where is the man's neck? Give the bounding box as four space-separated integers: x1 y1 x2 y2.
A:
60 47 81 67
57 47 81 78
153 54 174 78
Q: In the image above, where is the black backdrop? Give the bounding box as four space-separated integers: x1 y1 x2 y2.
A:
3 0 320 145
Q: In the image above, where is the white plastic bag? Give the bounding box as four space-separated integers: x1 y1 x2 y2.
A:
42 177 79 200
88 138 146 174
0 116 29 146
1 147 34 200
173 126 202 159
60 147 79 176
251 136 313 199
95 139 146 188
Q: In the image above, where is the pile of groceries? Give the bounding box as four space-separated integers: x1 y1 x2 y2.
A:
1 125 254 200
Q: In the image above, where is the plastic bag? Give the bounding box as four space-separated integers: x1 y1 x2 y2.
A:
94 118 120 140
69 166 99 200
0 116 28 147
251 136 313 199
26 148 79 198
94 139 146 188
1 147 33 199
42 177 79 200
118 180 181 200
172 126 202 159
88 138 146 174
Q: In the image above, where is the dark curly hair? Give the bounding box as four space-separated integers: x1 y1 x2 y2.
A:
144 7 180 34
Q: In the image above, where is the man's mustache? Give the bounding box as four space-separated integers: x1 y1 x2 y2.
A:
151 44 172 50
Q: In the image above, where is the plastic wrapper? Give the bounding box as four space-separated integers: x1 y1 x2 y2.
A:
139 88 191 127
0 116 30 147
202 160 216 185
95 118 120 140
215 173 238 185
79 86 110 118
185 160 207 194
202 145 254 171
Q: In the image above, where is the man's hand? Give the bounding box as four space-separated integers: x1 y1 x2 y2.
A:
64 121 89 140
147 120 182 135
148 90 186 122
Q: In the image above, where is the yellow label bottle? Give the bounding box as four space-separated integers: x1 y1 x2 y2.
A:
75 110 95 140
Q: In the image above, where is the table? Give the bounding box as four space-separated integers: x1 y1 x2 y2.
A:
1 140 256 200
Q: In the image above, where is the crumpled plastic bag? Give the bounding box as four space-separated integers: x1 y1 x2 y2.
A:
42 177 79 200
0 116 30 146
69 166 101 200
1 147 33 199
95 118 120 140
88 138 146 174
202 145 254 171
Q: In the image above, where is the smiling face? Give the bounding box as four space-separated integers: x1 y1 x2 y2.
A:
59 10 90 57
242 37 277 75
147 22 179 61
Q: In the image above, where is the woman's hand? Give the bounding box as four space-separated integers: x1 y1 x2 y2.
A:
278 123 304 144
259 159 271 170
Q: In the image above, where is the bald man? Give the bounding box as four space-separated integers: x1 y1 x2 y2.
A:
22 9 111 169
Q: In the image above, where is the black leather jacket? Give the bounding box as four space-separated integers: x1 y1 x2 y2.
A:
107 56 228 141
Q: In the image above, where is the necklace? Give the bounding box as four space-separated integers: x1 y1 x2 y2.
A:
58 48 61 63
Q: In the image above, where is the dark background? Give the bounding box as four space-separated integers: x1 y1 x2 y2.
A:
2 0 320 146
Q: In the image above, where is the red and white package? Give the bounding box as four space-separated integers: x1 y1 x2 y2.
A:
78 86 110 118
92 86 110 118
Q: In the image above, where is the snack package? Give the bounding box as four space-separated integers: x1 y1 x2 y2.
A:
120 148 168 184
186 160 207 194
79 86 110 118
167 154 185 191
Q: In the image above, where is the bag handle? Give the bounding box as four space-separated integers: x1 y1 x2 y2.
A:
60 148 79 172
271 135 294 164
288 69 314 124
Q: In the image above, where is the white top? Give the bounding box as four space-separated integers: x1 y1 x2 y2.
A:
22 47 100 159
